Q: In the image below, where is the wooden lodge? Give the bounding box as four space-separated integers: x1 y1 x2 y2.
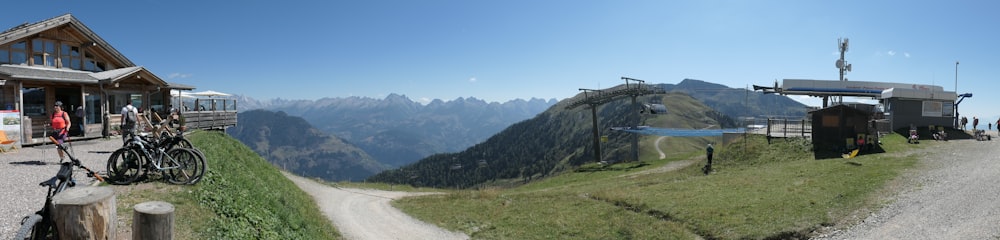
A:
0 14 236 146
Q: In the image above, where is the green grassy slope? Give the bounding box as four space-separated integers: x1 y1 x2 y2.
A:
116 131 340 239
368 92 732 188
393 134 921 239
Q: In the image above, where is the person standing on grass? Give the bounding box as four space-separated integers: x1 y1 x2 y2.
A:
50 101 71 162
704 143 714 175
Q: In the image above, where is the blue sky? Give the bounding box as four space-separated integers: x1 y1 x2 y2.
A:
5 1 1000 122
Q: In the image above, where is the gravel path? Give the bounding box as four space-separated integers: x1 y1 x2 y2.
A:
284 173 469 240
815 139 1000 239
0 137 122 240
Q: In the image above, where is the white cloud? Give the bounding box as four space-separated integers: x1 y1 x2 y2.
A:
468 77 478 83
904 52 911 58
417 97 432 105
793 95 824 107
887 50 896 56
167 73 192 79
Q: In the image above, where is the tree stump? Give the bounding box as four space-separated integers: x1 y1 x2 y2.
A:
133 201 175 240
52 186 116 240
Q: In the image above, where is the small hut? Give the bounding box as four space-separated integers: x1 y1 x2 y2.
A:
810 105 873 159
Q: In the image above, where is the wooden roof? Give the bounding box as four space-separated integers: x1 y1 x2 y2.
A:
1 14 135 67
0 14 192 90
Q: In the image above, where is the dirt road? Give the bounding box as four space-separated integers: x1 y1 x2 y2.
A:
815 139 1000 239
284 173 468 240
284 138 1000 240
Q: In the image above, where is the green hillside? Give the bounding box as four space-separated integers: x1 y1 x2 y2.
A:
367 92 735 188
115 130 340 239
392 134 920 239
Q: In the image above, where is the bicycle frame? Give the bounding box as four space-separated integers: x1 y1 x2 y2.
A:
15 137 103 239
127 134 185 172
19 162 76 239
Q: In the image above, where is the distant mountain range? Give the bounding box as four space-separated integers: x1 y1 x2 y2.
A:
234 94 558 168
228 110 387 182
228 79 807 184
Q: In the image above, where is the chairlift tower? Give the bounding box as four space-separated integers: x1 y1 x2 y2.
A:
622 77 650 162
569 88 604 163
566 77 666 163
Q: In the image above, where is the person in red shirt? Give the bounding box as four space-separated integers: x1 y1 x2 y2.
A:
51 101 71 162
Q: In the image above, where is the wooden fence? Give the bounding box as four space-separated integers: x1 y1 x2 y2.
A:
181 111 237 130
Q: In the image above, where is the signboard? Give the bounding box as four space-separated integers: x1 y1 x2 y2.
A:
0 110 22 149
922 101 943 117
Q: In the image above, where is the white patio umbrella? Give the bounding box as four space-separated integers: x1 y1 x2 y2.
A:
170 90 195 98
189 90 232 98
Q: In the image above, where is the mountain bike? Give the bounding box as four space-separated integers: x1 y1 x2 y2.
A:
157 126 206 184
106 131 204 185
14 136 105 240
148 113 205 183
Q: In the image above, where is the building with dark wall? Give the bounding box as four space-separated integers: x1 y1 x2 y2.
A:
810 105 871 159
881 88 956 132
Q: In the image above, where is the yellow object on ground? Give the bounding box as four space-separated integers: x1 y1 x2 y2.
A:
842 149 860 159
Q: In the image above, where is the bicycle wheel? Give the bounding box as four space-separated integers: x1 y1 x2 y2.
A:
176 138 194 149
164 138 193 152
165 148 202 184
14 214 43 240
185 147 207 184
107 147 144 185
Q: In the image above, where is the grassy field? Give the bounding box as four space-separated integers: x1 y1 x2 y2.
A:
393 134 922 239
113 130 340 240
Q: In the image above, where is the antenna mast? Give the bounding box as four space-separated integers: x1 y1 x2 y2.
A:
835 38 852 105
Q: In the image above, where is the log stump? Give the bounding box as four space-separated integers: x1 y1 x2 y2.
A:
133 201 175 240
52 186 117 240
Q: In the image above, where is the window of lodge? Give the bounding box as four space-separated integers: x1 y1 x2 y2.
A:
31 39 57 67
60 43 82 70
0 47 8 64
22 87 46 117
83 52 106 72
11 41 27 64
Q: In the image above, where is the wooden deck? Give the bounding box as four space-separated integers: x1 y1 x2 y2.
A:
182 111 238 130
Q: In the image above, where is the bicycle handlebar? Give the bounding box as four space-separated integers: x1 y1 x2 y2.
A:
47 136 105 182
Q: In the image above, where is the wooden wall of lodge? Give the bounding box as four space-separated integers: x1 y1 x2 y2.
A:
7 82 238 144
23 110 237 144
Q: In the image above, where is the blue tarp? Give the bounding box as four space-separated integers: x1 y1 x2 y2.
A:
617 127 746 137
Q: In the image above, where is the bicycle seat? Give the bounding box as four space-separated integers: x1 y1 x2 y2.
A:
39 163 72 187
39 176 59 187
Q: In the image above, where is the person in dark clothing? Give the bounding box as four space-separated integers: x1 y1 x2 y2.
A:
703 144 714 175
75 105 85 137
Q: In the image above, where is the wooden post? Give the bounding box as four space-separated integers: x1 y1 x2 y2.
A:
52 186 116 240
133 201 174 240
